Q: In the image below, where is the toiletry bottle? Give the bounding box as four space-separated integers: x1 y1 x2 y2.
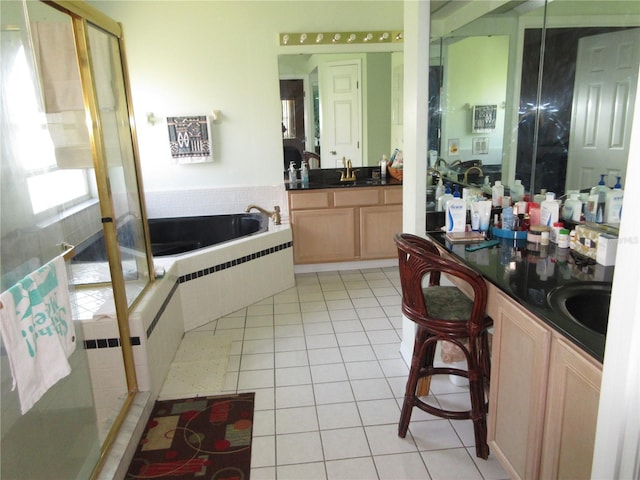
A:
589 174 609 223
437 183 453 212
301 161 309 186
533 188 547 205
541 192 560 227
492 180 504 207
510 179 525 202
604 176 623 223
380 155 388 179
562 192 583 222
529 202 541 225
288 161 297 185
445 185 466 233
435 178 445 206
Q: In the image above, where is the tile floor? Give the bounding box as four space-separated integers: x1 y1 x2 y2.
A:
184 267 508 480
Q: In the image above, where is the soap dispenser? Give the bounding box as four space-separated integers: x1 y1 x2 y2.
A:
435 178 445 204
437 183 453 212
301 161 309 186
288 161 297 185
604 177 624 223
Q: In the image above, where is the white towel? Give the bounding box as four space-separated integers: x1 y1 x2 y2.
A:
0 257 76 414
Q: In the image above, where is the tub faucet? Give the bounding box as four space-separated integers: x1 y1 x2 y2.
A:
246 204 281 225
463 166 484 184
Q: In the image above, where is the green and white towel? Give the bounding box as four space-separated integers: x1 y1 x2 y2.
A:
0 256 76 414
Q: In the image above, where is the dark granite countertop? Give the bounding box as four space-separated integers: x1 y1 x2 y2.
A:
429 232 610 362
285 167 402 191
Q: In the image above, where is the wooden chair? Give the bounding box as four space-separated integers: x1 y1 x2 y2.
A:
303 150 320 169
394 233 492 459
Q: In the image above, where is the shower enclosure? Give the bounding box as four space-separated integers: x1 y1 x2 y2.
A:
1 1 152 477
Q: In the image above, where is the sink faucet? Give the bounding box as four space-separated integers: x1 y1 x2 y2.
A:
435 158 448 169
245 204 281 225
463 166 484 184
449 159 463 169
340 157 358 182
427 168 443 181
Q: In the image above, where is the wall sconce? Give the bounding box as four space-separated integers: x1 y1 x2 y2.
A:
280 30 403 46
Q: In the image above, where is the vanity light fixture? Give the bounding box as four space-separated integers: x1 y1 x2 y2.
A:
280 30 403 46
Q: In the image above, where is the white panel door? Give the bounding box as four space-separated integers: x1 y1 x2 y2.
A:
320 60 362 167
566 28 639 191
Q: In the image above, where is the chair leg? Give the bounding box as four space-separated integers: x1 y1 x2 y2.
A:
468 338 489 459
399 329 432 438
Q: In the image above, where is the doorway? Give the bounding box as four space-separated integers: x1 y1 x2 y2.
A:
280 79 305 169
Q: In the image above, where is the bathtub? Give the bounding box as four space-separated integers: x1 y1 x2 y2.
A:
148 213 268 256
154 217 295 331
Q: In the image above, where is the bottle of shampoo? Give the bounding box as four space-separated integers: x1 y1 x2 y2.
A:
445 185 466 233
492 180 504 207
604 177 624 223
510 179 525 202
437 183 453 212
541 193 560 227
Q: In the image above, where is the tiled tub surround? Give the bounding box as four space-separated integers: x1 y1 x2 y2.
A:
79 219 294 440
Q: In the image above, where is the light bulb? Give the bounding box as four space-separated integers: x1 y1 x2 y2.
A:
364 33 373 42
380 32 389 41
332 33 341 42
316 33 324 43
282 34 289 45
300 33 307 43
348 34 356 43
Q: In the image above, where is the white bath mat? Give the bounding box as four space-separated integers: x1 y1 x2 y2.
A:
158 334 232 400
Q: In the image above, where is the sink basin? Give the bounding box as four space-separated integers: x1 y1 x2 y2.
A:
547 282 611 335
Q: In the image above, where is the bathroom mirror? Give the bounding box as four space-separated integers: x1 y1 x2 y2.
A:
278 51 403 169
430 0 639 197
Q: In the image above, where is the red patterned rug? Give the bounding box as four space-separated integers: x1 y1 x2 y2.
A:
125 393 254 479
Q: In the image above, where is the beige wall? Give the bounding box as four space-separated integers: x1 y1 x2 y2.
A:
89 0 403 191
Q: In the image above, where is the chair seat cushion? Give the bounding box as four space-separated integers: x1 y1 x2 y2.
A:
423 286 473 321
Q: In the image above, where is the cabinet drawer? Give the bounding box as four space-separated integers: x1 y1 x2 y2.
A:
383 187 403 205
334 188 379 207
289 191 330 210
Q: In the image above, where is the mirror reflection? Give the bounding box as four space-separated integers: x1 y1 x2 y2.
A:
430 0 638 200
278 52 403 169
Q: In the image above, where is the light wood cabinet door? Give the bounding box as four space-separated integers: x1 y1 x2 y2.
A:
290 208 356 264
488 289 552 480
539 336 602 480
359 205 402 259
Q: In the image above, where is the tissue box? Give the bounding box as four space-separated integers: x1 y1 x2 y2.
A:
574 225 601 260
596 234 618 266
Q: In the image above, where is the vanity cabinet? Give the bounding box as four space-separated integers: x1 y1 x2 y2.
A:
487 284 602 480
288 186 402 264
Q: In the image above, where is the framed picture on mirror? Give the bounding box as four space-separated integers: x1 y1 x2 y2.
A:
472 105 497 133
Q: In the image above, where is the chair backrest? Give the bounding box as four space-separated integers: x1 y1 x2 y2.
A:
394 233 488 334
303 151 320 169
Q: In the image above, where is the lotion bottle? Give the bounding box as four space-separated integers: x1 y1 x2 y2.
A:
435 178 445 205
445 185 466 233
588 174 609 223
604 177 624 223
562 192 583 222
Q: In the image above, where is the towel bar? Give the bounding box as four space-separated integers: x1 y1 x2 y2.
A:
0 243 75 310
